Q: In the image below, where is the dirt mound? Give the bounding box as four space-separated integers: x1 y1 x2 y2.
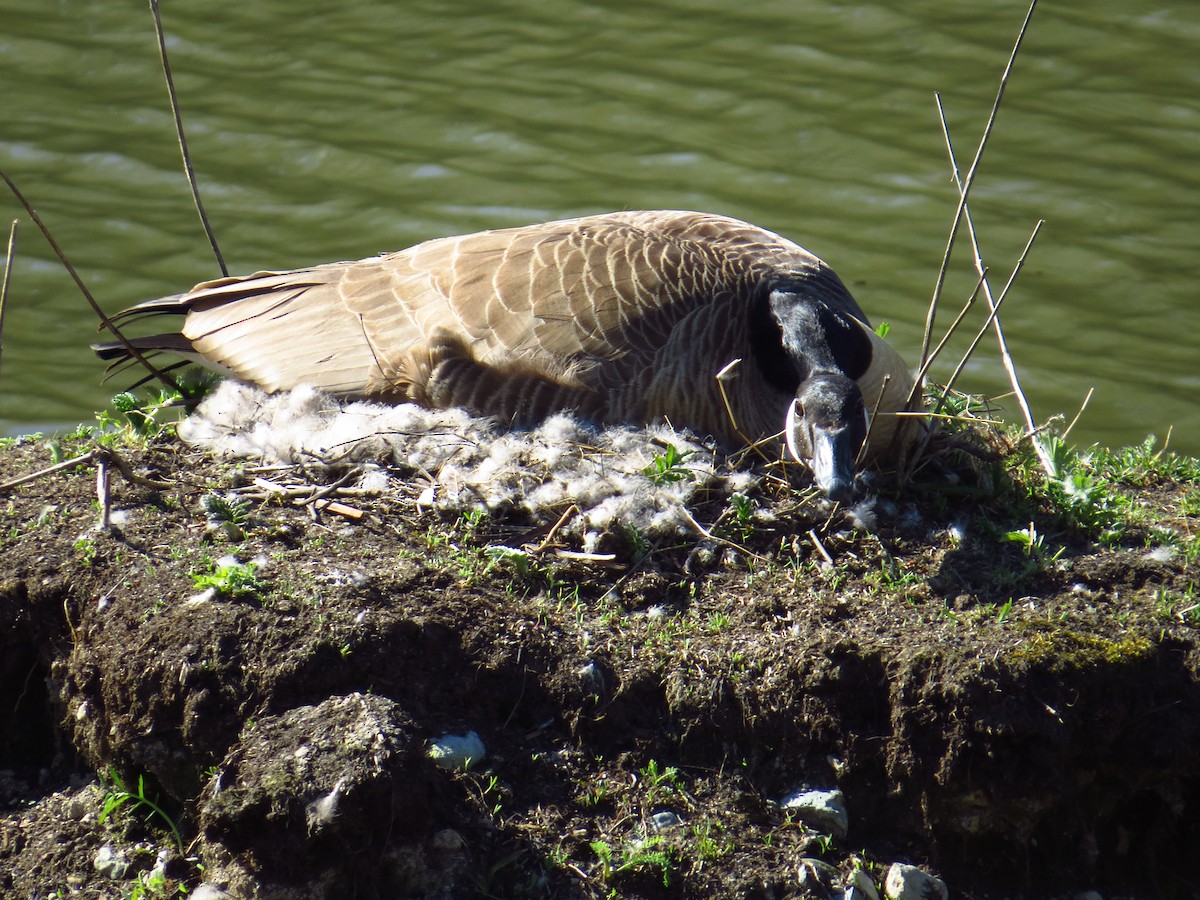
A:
2 428 1197 898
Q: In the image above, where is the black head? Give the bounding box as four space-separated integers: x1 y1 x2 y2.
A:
786 372 869 502
751 283 874 500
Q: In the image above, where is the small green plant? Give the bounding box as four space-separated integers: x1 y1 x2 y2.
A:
1155 585 1200 626
126 862 186 899
995 597 1015 623
590 835 674 886
481 774 505 818
483 544 533 577
74 536 99 566
1029 433 1129 543
1003 522 1044 557
99 767 184 854
96 389 178 444
577 777 610 808
726 492 757 541
706 610 731 633
191 559 261 599
691 822 732 864
202 493 252 541
640 759 683 798
643 443 694 485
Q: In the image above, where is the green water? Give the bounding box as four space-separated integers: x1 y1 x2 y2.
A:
2 1 1198 454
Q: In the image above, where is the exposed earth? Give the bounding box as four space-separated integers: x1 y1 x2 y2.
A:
1 405 1197 899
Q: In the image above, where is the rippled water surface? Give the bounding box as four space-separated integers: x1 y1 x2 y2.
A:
2 1 1198 453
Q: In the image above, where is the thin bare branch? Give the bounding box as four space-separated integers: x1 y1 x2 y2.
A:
936 220 1044 409
0 168 186 397
0 219 15 378
1061 388 1094 442
914 0 1039 392
150 0 228 276
913 268 987 389
937 88 1051 473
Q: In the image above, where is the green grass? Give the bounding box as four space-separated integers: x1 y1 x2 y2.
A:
190 558 262 600
99 767 184 855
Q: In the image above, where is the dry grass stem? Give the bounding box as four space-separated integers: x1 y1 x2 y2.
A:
914 0 1039 391
0 219 15 378
856 374 893 467
1061 388 1094 442
0 169 186 397
96 456 112 530
807 529 834 567
0 451 97 492
916 0 1041 374
936 93 1050 474
530 504 580 554
150 0 228 276
677 505 768 564
914 268 987 388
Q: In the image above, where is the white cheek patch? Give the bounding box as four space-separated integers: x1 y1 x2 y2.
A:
785 398 804 463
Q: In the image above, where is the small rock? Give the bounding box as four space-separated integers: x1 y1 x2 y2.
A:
431 828 466 852
781 787 849 839
845 866 881 900
189 884 234 900
1074 893 1103 900
93 844 131 879
147 848 176 883
797 856 840 894
428 730 486 770
65 793 92 821
650 810 682 831
883 862 948 900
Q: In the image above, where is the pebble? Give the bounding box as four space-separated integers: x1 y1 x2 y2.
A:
427 730 486 770
431 828 466 852
649 810 682 831
781 787 849 839
883 862 948 900
92 844 131 879
845 867 881 900
797 856 840 894
189 885 234 900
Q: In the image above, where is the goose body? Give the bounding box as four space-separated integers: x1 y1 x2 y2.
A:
97 210 915 498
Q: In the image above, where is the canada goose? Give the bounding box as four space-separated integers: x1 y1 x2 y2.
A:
96 210 915 499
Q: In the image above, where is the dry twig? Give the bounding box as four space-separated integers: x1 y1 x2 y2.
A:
0 219 15 378
913 0 1039 399
149 0 227 276
0 169 186 397
935 91 1051 475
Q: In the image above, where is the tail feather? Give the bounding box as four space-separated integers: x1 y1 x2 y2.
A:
92 332 196 362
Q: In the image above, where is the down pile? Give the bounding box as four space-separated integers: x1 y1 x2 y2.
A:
179 381 767 550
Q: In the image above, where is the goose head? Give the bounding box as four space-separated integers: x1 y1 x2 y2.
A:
785 372 869 502
756 282 876 501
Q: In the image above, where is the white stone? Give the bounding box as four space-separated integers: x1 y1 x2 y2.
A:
780 787 849 838
883 862 948 900
92 844 130 879
650 810 682 831
428 730 486 770
845 867 881 900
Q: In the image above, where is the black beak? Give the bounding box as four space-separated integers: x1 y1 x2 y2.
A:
808 422 856 502
785 377 868 503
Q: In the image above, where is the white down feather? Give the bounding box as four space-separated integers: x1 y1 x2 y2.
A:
179 381 761 545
